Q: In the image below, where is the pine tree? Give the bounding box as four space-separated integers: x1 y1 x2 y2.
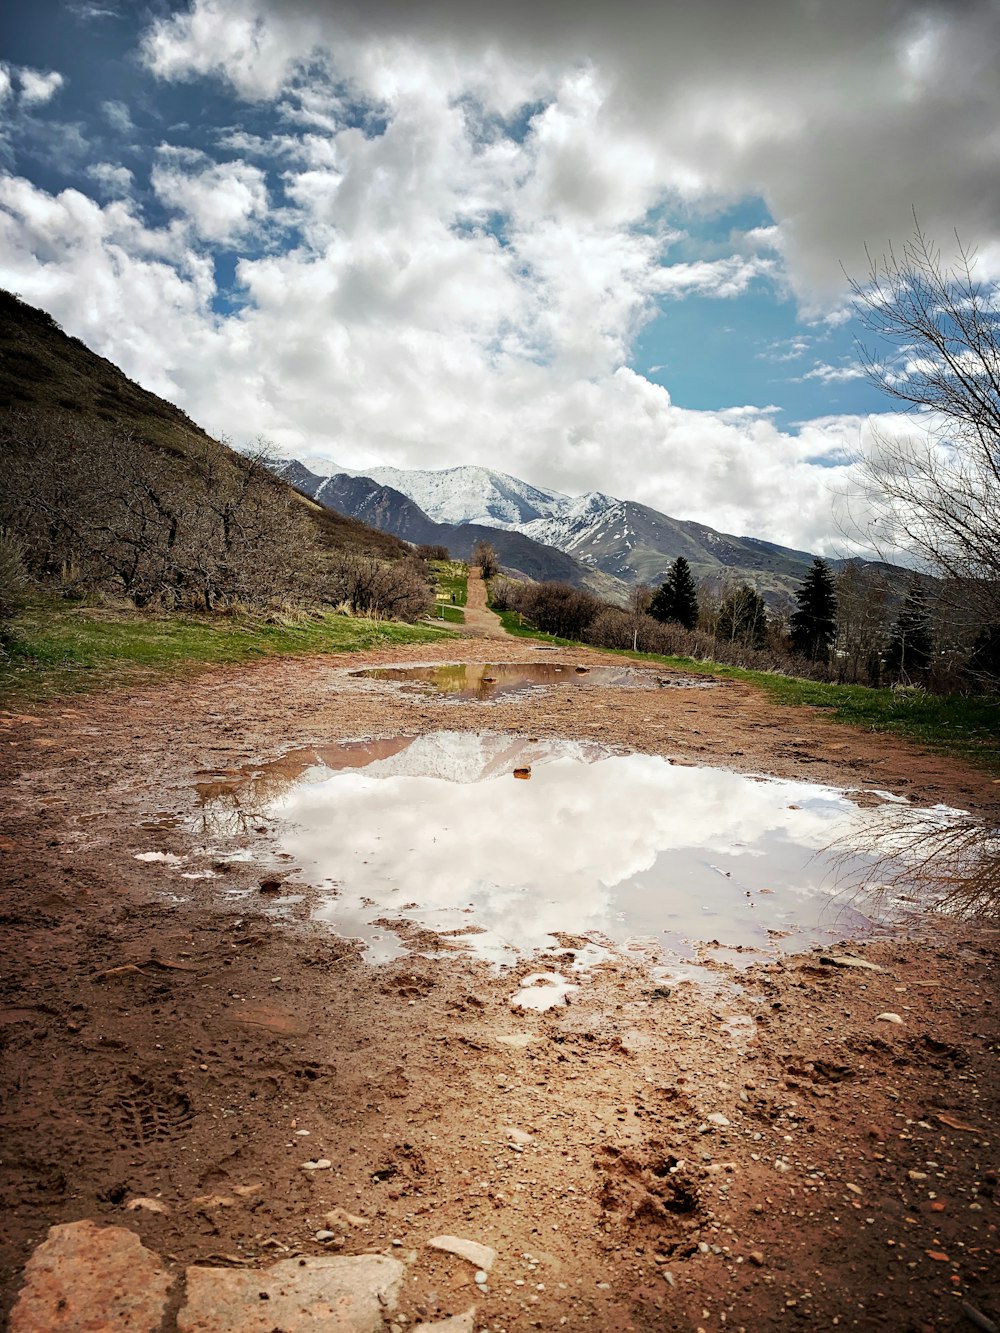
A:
789 558 838 662
716 584 768 647
649 556 699 630
884 579 933 679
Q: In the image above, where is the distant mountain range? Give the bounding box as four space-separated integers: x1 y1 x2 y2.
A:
276 458 833 606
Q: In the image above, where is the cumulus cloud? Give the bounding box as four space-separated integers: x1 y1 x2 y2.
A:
86 161 134 196
141 0 1000 299
151 147 269 242
17 68 64 107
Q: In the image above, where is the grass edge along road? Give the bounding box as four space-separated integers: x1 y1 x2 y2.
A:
0 597 454 704
429 559 468 625
491 602 1000 775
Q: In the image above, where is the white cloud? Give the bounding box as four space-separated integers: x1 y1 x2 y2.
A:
797 361 867 385
18 68 65 107
140 0 1000 300
86 162 134 196
151 148 269 242
0 66 12 105
101 99 134 134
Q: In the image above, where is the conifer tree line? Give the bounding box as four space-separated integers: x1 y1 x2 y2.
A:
489 550 999 694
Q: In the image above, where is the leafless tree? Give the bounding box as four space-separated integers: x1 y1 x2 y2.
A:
849 222 1000 623
471 539 499 579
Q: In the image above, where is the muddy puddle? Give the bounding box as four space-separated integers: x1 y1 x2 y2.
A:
348 661 699 701
187 731 967 967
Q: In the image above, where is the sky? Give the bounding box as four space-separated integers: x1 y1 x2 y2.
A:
1 0 999 553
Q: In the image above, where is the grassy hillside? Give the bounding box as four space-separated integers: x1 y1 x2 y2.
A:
0 290 409 561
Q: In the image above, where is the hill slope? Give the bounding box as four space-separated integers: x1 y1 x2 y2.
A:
0 291 409 562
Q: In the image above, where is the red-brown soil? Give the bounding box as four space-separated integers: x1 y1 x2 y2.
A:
1 625 997 1331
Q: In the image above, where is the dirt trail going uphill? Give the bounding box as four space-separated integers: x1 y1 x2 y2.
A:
460 566 506 637
1 633 997 1331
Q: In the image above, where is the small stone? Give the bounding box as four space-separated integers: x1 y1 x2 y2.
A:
125 1196 171 1214
845 1183 863 1195
474 1270 488 1285
301 1158 332 1171
748 1251 765 1267
10 1221 172 1333
876 1012 904 1024
908 1170 928 1182
428 1235 497 1273
706 1113 731 1127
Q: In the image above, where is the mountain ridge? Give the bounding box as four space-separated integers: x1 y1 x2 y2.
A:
282 459 831 603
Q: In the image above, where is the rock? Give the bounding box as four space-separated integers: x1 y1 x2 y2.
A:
706 1113 731 1127
177 1253 405 1332
428 1235 497 1273
413 1313 476 1333
10 1220 173 1333
748 1250 765 1267
301 1158 333 1171
474 1270 488 1285
876 1012 904 1024
819 954 885 972
504 1126 532 1145
125 1196 171 1214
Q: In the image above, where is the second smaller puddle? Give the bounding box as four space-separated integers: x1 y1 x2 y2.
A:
351 661 662 701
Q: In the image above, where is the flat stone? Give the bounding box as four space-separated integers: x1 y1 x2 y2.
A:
876 1012 904 1024
177 1253 405 1332
428 1235 497 1273
413 1312 476 1333
819 954 884 973
10 1219 173 1332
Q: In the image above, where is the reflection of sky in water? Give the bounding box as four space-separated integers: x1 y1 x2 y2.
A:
198 732 959 964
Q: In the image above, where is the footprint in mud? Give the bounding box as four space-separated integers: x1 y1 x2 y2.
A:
103 1075 195 1148
596 1142 703 1241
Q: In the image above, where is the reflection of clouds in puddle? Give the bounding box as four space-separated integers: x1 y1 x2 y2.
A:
190 731 968 964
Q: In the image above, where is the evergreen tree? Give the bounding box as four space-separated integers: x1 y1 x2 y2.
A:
789 558 838 662
649 556 699 630
884 579 933 679
716 583 768 648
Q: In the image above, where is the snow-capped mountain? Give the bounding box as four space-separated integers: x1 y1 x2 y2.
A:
280 458 825 602
352 464 571 529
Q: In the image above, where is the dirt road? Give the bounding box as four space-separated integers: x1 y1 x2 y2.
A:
1 632 997 1331
461 567 507 637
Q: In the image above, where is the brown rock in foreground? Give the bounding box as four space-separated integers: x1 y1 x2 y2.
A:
177 1253 406 1332
9 1219 173 1332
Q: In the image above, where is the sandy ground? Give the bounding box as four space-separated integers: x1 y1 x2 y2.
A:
0 597 997 1331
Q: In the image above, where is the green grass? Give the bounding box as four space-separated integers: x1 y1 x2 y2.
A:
429 560 467 625
0 598 453 704
491 611 1000 773
493 608 580 648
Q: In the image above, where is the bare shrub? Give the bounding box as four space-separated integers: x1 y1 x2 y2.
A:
326 552 433 622
0 409 323 610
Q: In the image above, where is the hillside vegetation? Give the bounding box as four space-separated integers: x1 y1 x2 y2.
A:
0 291 436 630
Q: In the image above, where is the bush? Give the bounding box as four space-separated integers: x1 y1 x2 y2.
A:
326 553 433 622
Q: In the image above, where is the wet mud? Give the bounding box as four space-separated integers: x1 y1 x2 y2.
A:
0 634 997 1330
